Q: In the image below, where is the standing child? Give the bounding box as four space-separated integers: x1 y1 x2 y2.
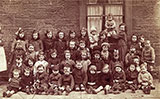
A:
48 65 62 95
78 40 90 59
3 69 21 97
67 30 78 46
58 66 74 95
98 30 108 46
79 27 90 48
138 63 155 94
118 23 127 62
29 30 43 53
72 60 87 91
54 31 67 59
43 30 54 54
24 58 35 74
101 42 111 64
89 27 99 50
68 40 78 61
25 44 38 61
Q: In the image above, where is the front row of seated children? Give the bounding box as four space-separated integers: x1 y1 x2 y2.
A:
3 58 155 97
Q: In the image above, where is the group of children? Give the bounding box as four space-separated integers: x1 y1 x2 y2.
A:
3 14 156 97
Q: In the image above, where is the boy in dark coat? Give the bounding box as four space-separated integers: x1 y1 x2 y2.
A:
125 63 138 93
112 63 126 94
48 65 62 95
72 60 87 91
58 66 75 95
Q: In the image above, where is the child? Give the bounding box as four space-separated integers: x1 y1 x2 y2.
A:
9 56 24 77
68 40 78 61
48 65 62 95
20 67 34 94
95 64 113 94
34 65 49 94
101 42 111 64
79 27 90 48
72 60 87 91
141 40 155 73
125 47 138 69
24 58 35 73
89 27 99 50
58 66 74 95
43 30 54 53
67 30 78 46
86 65 98 94
54 31 67 58
25 44 38 61
133 56 141 72
117 23 127 62
80 50 91 73
29 30 43 53
60 50 75 74
3 69 21 97
128 34 140 52
34 51 48 75
125 63 138 93
112 63 126 94
138 63 155 94
91 49 104 74
138 34 145 57
98 30 108 46
105 13 116 33
78 40 90 59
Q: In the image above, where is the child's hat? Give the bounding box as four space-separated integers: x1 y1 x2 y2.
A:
93 50 101 55
51 64 59 71
89 65 97 71
101 42 110 48
114 62 123 69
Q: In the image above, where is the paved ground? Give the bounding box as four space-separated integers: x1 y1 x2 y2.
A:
0 80 160 99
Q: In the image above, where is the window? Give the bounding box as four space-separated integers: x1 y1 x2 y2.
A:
87 0 124 33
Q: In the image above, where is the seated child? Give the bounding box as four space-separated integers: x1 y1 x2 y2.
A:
33 65 49 94
48 65 61 95
101 42 111 64
3 69 21 97
25 44 38 61
58 66 74 95
24 58 35 73
78 40 90 58
125 63 138 93
34 51 48 75
138 63 155 94
112 63 126 94
95 64 113 94
20 67 34 94
72 60 87 91
86 65 98 94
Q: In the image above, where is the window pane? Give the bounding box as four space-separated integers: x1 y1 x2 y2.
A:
87 5 103 15
88 17 102 34
105 5 123 15
88 0 123 4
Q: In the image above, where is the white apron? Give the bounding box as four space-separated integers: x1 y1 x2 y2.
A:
0 46 7 72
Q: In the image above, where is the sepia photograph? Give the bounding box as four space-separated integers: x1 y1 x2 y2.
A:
0 0 160 99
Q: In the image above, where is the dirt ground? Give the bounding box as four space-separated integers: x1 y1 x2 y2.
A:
0 80 160 99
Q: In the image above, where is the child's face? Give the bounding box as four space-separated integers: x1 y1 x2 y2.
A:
70 32 76 38
129 64 136 72
28 45 34 52
134 58 140 65
28 60 34 66
100 34 106 39
75 61 83 69
81 52 87 59
33 33 38 39
102 46 109 51
13 72 20 78
113 52 119 60
65 52 71 60
64 67 71 75
79 42 86 48
19 33 24 38
130 48 136 54
140 37 145 42
115 67 122 72
38 66 45 73
58 32 64 39
51 52 57 58
91 31 97 35
94 53 100 59
47 32 53 38
90 70 96 74
69 41 76 49
38 55 45 61
81 30 87 36
132 35 137 42
16 58 23 63
119 25 125 31
24 70 30 76
108 16 113 21
52 70 59 75
102 65 109 73
145 41 150 48
141 66 147 72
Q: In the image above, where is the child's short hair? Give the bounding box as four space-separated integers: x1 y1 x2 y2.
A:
51 64 59 71
89 65 97 71
64 50 70 54
13 68 21 74
101 42 110 48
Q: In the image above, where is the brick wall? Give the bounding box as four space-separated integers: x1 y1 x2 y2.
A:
132 0 160 65
0 0 80 60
